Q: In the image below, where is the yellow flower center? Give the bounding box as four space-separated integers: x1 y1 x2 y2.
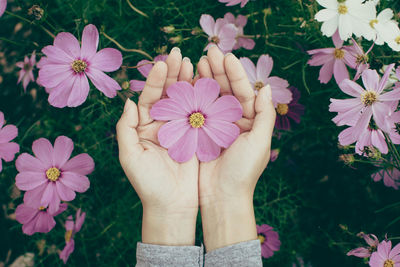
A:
258 234 265 244
189 112 205 128
46 167 61 182
334 49 345 59
211 36 220 44
65 230 73 243
276 103 289 115
38 206 46 211
369 19 378 29
396 36 400 45
254 81 265 91
361 91 378 106
384 259 395 267
338 4 348 14
71 59 87 73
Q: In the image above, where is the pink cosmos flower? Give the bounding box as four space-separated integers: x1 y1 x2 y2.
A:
218 0 249 8
129 55 167 92
372 167 400 190
349 38 373 81
59 209 86 264
37 24 123 108
0 111 19 172
15 136 94 214
15 203 67 236
307 31 357 84
200 14 238 53
240 55 292 107
150 78 242 163
347 233 379 258
369 240 400 267
330 64 400 139
223 13 255 50
16 51 36 91
275 86 305 130
0 0 6 17
257 224 281 259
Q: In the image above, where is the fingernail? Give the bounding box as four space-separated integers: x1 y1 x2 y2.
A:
183 57 191 63
224 52 234 57
124 99 131 112
199 55 208 61
171 47 181 53
208 44 217 49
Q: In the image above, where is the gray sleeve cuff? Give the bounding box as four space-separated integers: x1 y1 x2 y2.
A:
204 240 262 267
136 242 204 267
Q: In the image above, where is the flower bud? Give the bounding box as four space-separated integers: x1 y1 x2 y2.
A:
28 5 44 20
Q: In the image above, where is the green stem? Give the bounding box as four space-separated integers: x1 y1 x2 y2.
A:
101 32 152 60
126 0 149 18
385 133 400 169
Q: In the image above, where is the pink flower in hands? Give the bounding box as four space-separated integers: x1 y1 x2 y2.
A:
0 0 6 17
37 24 123 108
347 233 379 258
369 240 400 267
307 31 357 84
15 203 67 235
200 14 238 53
372 167 400 190
218 0 249 8
240 55 292 107
150 78 243 163
16 51 36 91
15 136 94 214
223 12 255 50
257 224 281 259
0 111 19 172
130 55 167 92
59 209 86 264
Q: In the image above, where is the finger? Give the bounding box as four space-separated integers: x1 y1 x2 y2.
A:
192 74 200 85
224 53 256 119
249 85 276 146
207 45 232 95
138 61 168 126
163 47 182 96
197 56 213 78
178 57 193 82
116 99 144 160
235 117 253 133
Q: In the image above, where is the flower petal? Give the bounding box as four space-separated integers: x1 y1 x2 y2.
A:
194 78 220 111
91 48 122 72
158 119 191 148
0 0 6 17
362 69 379 92
86 68 121 98
67 74 90 107
150 99 189 121
137 59 153 77
339 79 364 97
202 120 240 148
38 64 74 88
16 172 47 191
62 153 94 175
240 57 257 83
205 95 243 122
32 138 54 167
256 55 273 81
15 204 38 224
167 127 198 163
200 14 215 37
196 128 221 162
41 45 74 64
48 72 76 108
23 183 47 208
54 32 81 58
81 24 99 60
0 142 19 162
166 81 196 113
60 172 90 193
333 60 349 84
129 80 146 92
40 182 59 213
56 181 76 201
53 136 74 168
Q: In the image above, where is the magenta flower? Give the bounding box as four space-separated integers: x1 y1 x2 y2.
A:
218 0 249 8
347 233 379 258
0 111 19 172
130 55 167 92
200 14 238 53
0 0 6 17
150 78 242 163
15 136 94 214
307 31 357 84
240 55 292 107
223 12 255 51
330 64 400 139
15 203 67 235
256 224 281 259
16 51 36 91
275 86 304 130
37 24 123 108
369 240 400 267
372 167 400 190
59 209 86 264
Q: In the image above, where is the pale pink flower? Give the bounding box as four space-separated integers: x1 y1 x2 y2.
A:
59 209 86 264
129 55 167 92
150 78 242 163
223 12 255 50
0 111 19 172
15 136 94 214
372 167 400 190
240 55 292 107
16 51 36 91
347 233 379 258
329 64 400 139
218 0 249 8
15 203 67 235
257 224 281 259
37 24 123 108
369 240 400 267
349 38 373 81
200 14 238 53
0 0 6 17
307 31 357 84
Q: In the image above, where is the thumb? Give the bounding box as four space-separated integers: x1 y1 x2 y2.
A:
249 85 276 146
116 99 143 160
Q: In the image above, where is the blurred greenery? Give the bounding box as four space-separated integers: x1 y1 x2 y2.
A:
0 0 400 266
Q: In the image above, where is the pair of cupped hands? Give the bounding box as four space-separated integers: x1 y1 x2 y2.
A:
116 46 276 251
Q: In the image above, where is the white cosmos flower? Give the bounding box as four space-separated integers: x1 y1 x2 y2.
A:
383 23 400 51
315 0 374 41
